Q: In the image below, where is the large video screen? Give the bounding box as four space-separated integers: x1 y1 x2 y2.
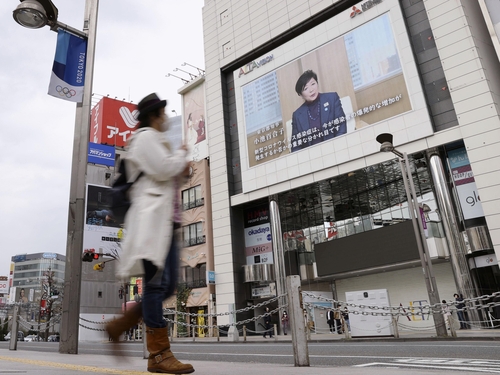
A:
243 13 409 167
234 1 433 193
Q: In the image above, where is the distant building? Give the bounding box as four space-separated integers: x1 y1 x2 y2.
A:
10 252 65 324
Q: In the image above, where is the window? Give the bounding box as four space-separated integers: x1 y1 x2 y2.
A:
182 185 204 210
182 222 205 247
179 263 207 288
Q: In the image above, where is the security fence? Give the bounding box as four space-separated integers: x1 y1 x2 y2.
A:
4 276 500 365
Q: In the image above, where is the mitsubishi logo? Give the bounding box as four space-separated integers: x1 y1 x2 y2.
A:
350 0 383 18
350 6 362 17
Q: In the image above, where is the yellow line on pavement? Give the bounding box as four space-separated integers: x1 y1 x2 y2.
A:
0 355 151 374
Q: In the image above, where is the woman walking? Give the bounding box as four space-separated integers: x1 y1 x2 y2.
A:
106 93 193 374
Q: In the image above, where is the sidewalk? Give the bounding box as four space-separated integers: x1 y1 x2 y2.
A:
0 328 498 375
170 326 499 343
0 349 468 375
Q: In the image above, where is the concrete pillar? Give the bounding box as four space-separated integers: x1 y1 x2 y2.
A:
287 275 310 367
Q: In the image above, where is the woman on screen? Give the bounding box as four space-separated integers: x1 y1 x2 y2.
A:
290 70 346 152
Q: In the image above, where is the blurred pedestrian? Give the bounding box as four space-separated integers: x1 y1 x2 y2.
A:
442 300 451 330
106 93 193 374
327 308 335 333
454 293 468 329
334 306 342 334
281 311 289 335
342 307 350 332
263 307 273 338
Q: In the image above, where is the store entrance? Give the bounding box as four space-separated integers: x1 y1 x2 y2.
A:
469 253 500 327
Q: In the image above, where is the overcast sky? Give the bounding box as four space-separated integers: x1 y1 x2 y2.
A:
0 0 205 277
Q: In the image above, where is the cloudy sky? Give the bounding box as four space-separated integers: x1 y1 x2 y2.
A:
0 0 205 277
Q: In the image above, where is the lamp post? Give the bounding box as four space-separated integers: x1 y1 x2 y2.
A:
13 0 99 353
376 133 447 337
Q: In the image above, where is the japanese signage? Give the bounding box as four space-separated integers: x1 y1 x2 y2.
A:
90 97 139 147
448 148 485 220
239 13 410 168
251 283 276 298
244 204 274 265
88 142 115 166
83 184 123 259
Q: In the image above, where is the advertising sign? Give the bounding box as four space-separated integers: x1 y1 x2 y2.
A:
240 13 410 168
0 280 8 295
48 29 87 103
243 204 273 265
182 81 208 161
234 1 433 193
9 286 16 303
83 184 123 259
90 97 139 147
448 148 485 220
251 283 276 298
88 142 115 166
207 271 215 285
479 0 500 62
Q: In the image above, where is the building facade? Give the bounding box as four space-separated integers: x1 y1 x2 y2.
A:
202 0 500 331
9 252 65 326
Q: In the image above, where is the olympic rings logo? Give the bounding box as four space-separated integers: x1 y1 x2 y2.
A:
56 85 76 98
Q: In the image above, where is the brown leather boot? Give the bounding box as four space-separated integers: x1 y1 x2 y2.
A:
146 326 194 374
105 302 143 341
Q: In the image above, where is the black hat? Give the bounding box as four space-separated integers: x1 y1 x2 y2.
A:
137 93 167 120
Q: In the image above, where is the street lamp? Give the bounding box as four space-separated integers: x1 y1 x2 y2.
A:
376 133 447 337
13 0 99 353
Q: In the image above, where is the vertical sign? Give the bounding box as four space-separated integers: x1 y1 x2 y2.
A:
243 204 274 265
448 148 485 220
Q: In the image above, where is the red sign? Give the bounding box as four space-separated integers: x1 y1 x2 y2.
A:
90 97 139 147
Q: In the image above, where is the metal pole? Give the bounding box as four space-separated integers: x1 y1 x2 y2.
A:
269 199 287 332
286 275 309 367
427 153 479 324
399 153 447 337
59 0 99 354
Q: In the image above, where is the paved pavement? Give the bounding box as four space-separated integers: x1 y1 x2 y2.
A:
0 328 498 375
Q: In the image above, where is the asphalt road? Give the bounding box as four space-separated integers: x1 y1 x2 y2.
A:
3 339 500 372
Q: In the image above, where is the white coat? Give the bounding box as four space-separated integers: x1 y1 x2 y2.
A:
116 128 188 279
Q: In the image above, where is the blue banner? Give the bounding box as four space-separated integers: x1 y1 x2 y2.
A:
48 30 87 102
88 143 115 166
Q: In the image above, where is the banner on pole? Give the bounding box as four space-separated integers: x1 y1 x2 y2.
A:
48 29 87 102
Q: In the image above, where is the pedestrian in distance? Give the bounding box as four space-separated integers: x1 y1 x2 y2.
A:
342 307 350 332
281 311 289 335
454 293 468 329
263 307 273 338
326 308 335 333
334 305 343 334
105 93 193 374
442 300 452 330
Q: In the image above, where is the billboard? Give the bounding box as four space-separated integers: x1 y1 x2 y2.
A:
182 81 208 161
84 184 123 259
243 204 273 265
234 0 433 193
88 142 115 166
90 97 139 147
479 0 500 62
0 279 9 295
448 148 485 220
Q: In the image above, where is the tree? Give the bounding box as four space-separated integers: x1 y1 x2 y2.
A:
39 268 63 340
176 284 192 337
